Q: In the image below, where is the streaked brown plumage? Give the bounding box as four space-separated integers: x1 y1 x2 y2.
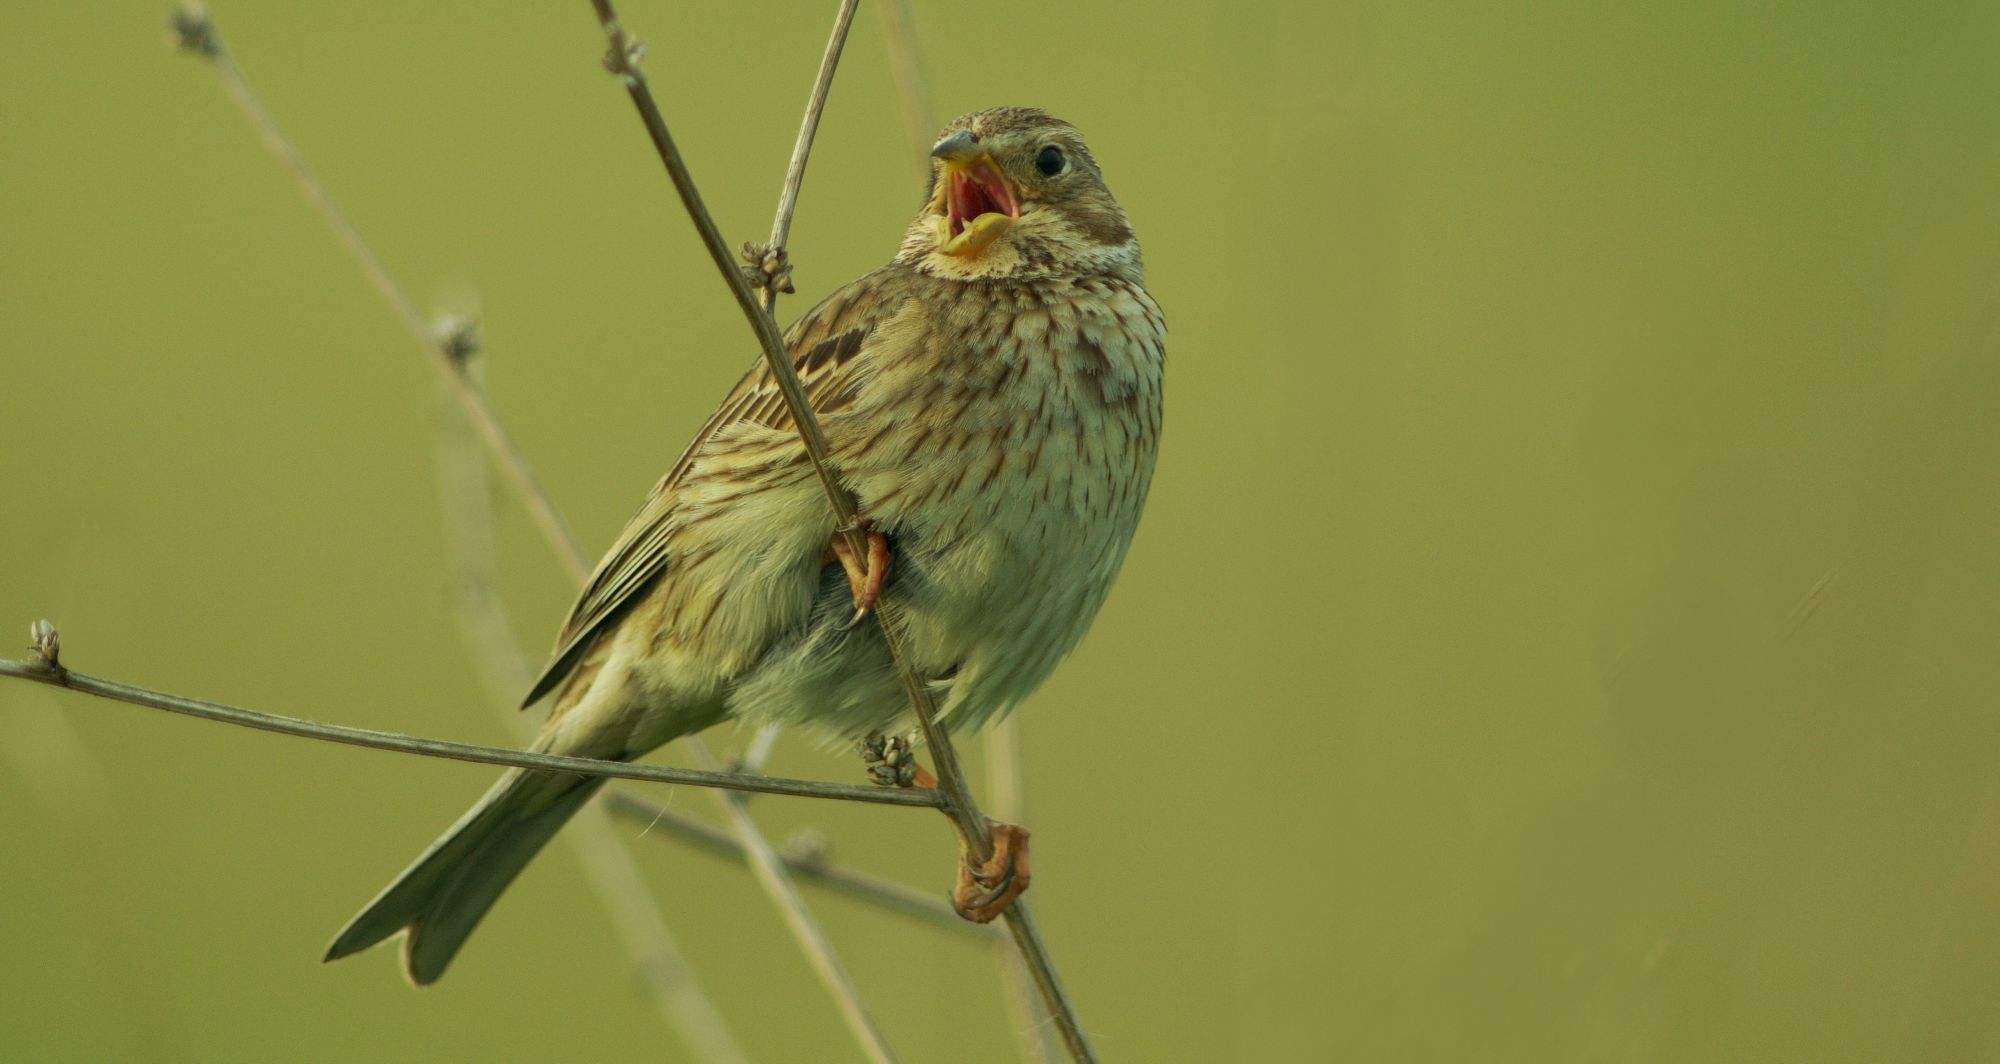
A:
327 107 1164 983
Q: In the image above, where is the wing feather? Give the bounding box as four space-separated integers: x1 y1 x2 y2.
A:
521 268 908 707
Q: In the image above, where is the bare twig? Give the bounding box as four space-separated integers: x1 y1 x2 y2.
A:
587 4 1096 1059
1 620 117 821
1000 905 1086 1056
634 7 904 1053
690 743 900 1063
0 642 940 808
764 0 861 273
440 294 892 1064
431 339 538 707
858 19 1060 1056
589 0 974 870
160 4 1095 1056
560 812 750 1059
740 723 784 775
600 790 988 936
434 366 749 1064
988 720 1056 1062
589 0 853 540
170 6 881 1034
170 5 587 586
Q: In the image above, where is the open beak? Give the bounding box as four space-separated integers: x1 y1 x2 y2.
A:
931 131 1019 257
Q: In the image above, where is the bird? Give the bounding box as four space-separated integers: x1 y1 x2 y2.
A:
325 106 1165 985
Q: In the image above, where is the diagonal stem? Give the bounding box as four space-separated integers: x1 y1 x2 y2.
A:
589 0 984 859
601 790 990 935
170 6 883 1043
766 0 861 259
588 0 852 538
170 6 587 586
586 3 1096 1060
861 10 1061 1054
433 363 749 1063
987 718 1058 1061
690 743 900 1064
599 4 900 1054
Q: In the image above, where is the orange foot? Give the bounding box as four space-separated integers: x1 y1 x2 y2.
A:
954 821 1031 923
827 515 891 624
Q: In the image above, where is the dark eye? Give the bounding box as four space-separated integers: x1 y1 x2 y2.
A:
1035 145 1065 176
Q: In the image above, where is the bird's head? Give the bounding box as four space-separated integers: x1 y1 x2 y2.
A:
899 108 1140 281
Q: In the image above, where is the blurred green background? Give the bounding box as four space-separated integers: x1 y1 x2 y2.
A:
5 1 2000 1060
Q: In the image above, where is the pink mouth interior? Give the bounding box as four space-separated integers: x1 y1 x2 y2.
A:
946 163 1018 238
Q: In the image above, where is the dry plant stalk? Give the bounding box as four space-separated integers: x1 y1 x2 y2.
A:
438 360 979 939
599 789 988 934
166 8 587 586
586 2 1096 1059
689 742 899 1064
861 7 1059 1053
433 363 750 1062
1 4 1107 1061
0 648 937 807
168 4 896 1056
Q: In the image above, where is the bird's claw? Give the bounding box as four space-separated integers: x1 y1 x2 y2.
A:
829 515 890 627
954 821 1031 923
856 737 1027 920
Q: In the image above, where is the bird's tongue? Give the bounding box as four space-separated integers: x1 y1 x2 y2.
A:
941 163 1016 257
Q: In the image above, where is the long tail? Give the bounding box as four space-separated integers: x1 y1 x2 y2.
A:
324 767 605 985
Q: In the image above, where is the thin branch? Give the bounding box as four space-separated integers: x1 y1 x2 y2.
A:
431 339 539 707
162 4 1092 1056
988 720 1057 1063
730 0 851 807
740 723 784 775
766 0 861 263
589 0 982 870
170 6 587 586
638 7 902 1053
690 743 900 1064
560 810 750 1059
1001 905 1089 1059
587 5 1096 1059
860 17 1059 1056
0 643 940 809
589 0 853 539
434 363 750 1064
600 789 988 936
170 7 881 1034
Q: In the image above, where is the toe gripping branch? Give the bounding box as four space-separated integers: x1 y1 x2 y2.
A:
953 820 1031 924
828 514 891 626
860 733 1032 924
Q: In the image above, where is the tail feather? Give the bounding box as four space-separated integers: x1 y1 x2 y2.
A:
325 768 604 985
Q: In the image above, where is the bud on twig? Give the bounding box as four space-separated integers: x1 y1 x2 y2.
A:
434 313 482 367
739 241 796 295
26 619 63 678
858 731 923 788
168 3 217 57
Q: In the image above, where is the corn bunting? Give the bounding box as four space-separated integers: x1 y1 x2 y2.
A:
327 107 1164 984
